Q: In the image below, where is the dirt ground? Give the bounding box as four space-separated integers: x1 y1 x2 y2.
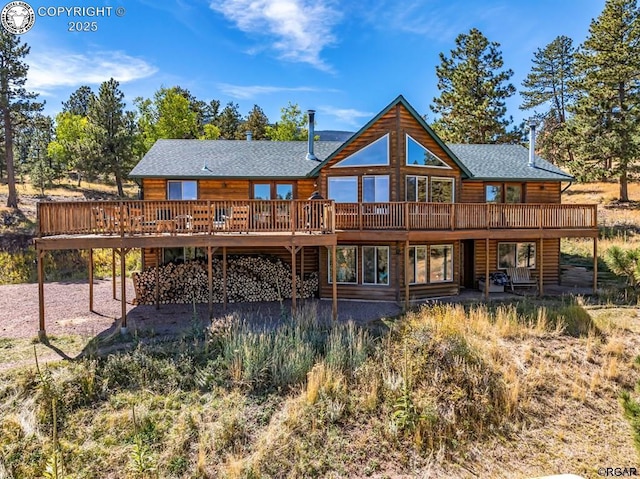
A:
0 279 403 340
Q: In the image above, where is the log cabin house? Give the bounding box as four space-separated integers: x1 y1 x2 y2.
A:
34 95 598 336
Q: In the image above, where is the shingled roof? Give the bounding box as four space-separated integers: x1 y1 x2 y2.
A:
447 144 573 181
129 139 343 179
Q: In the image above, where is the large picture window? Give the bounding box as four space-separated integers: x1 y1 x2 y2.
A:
498 242 536 269
406 134 451 168
167 180 197 200
333 134 389 167
328 177 358 203
329 246 357 283
429 245 453 282
362 246 389 285
363 175 389 202
408 246 428 284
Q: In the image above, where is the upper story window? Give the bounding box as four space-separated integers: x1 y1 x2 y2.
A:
252 182 294 200
328 176 357 202
363 175 389 202
168 180 197 200
486 183 523 203
406 134 451 168
332 134 389 167
406 176 454 202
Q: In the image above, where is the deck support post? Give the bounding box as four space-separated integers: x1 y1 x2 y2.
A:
593 236 598 294
539 239 544 296
291 246 297 314
37 249 46 339
112 248 117 299
484 238 490 300
404 240 410 309
223 247 227 310
119 248 128 334
300 247 304 284
331 245 337 321
155 249 160 310
89 248 94 312
208 246 213 319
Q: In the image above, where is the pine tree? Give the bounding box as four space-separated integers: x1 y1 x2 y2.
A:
0 30 42 207
216 102 242 139
240 104 269 140
62 86 93 116
569 0 640 201
430 28 520 143
86 79 136 197
520 35 577 166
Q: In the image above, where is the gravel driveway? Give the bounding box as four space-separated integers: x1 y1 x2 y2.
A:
0 279 403 340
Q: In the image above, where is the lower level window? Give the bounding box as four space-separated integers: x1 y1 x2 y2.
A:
498 242 536 269
363 246 389 285
408 246 428 284
429 245 453 282
329 246 357 283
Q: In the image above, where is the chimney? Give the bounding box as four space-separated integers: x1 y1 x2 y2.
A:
306 110 318 161
246 130 252 141
528 118 539 168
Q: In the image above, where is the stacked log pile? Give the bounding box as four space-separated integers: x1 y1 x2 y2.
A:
132 256 318 305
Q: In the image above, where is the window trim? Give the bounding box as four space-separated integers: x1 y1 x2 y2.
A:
429 244 454 283
405 133 452 169
497 242 536 269
430 176 455 203
362 246 390 286
332 133 390 168
328 246 358 284
167 180 198 200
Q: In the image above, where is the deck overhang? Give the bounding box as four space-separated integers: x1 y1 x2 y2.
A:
34 232 337 251
336 228 598 242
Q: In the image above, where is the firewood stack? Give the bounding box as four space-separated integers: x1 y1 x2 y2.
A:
132 256 318 305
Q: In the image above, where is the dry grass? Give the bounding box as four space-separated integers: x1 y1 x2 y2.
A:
0 178 137 199
0 301 638 478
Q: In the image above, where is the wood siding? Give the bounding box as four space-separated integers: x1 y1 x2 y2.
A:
460 181 562 204
472 238 560 286
318 104 462 203
142 179 166 200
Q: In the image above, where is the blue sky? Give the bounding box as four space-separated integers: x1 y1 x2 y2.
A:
20 0 605 132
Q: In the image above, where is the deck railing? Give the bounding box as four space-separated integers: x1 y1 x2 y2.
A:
36 200 597 237
37 200 335 237
334 203 597 230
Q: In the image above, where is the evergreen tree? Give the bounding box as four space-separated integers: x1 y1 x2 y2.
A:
240 104 269 140
266 102 308 141
26 114 55 196
217 102 242 139
430 28 521 143
569 0 640 201
520 36 577 166
0 30 42 207
86 78 136 197
62 85 93 116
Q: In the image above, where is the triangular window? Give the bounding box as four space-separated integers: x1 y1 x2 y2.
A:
333 134 389 167
406 134 450 168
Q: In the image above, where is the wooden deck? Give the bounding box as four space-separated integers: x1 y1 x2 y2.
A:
36 200 598 245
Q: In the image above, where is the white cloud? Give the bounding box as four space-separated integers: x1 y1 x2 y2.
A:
27 50 157 93
318 106 373 127
218 83 340 99
210 0 340 71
